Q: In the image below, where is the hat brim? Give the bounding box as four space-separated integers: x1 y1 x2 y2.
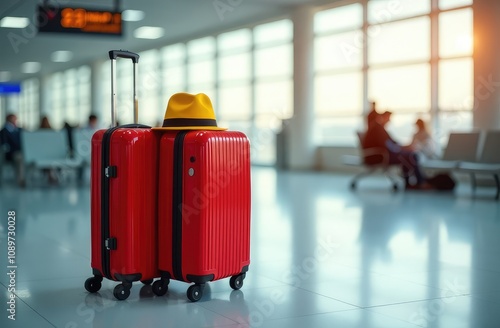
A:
152 126 227 131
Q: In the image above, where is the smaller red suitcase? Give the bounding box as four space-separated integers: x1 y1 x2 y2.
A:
152 106 251 301
84 50 159 300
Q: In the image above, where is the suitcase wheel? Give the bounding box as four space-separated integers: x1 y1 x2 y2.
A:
187 284 204 302
113 283 132 301
84 276 103 293
229 273 245 290
152 279 169 297
141 279 153 285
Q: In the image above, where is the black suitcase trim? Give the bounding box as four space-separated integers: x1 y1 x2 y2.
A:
172 131 189 281
101 126 120 280
100 124 150 281
186 274 215 284
114 273 142 283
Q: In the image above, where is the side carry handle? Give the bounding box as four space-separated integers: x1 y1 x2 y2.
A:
108 50 140 63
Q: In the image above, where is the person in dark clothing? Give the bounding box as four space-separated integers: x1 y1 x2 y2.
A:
0 114 25 186
363 110 430 189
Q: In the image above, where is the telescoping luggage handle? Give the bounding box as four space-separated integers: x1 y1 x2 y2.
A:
109 50 140 127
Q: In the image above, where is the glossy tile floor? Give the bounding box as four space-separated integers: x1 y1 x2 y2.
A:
1 167 500 328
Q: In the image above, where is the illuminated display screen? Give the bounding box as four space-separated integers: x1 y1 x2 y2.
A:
37 5 122 36
0 83 21 94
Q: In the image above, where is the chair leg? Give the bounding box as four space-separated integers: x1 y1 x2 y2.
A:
470 173 476 197
494 174 499 200
350 169 375 190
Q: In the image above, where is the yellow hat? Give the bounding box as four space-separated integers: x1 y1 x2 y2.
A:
153 92 226 131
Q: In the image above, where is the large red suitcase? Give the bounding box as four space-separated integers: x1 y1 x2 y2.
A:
84 50 159 300
152 130 251 301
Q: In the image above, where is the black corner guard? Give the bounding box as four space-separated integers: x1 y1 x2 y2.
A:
186 274 215 285
114 273 142 283
92 268 103 277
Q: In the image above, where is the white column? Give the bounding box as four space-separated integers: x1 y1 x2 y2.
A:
473 0 500 129
288 6 315 170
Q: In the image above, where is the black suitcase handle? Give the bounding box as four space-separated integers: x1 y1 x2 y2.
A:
108 50 140 63
109 49 140 126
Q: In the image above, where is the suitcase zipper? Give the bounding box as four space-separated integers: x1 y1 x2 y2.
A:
172 131 189 281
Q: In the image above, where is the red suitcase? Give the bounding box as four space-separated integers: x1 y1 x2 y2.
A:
84 50 159 300
152 130 251 302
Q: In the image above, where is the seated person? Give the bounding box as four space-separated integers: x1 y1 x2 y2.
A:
0 114 25 187
362 110 430 190
409 118 440 160
38 116 58 184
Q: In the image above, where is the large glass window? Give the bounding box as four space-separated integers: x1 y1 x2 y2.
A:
368 18 430 65
217 29 252 121
368 64 431 112
253 20 293 165
439 9 473 58
439 58 473 111
314 4 363 145
44 66 91 129
138 49 161 126
161 43 186 118
18 78 39 130
187 37 216 102
315 3 362 33
367 0 430 23
314 0 473 146
440 0 472 10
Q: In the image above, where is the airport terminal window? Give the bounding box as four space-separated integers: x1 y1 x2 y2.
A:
316 73 363 115
369 64 431 143
218 29 251 53
314 3 362 34
439 58 473 112
161 43 187 118
18 78 39 130
254 19 292 45
438 7 473 136
313 4 364 145
315 31 363 70
78 66 91 125
368 18 430 65
116 59 134 124
138 49 161 126
440 0 472 10
439 9 473 58
368 17 431 143
254 20 293 165
314 0 473 146
217 29 252 122
367 0 430 23
187 37 216 105
50 72 64 129
65 69 78 125
46 66 91 129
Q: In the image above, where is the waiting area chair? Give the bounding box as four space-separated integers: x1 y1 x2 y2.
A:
0 145 13 186
343 131 401 191
420 132 481 170
456 130 500 200
21 130 84 186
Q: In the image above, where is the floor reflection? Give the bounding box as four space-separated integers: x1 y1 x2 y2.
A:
0 167 499 327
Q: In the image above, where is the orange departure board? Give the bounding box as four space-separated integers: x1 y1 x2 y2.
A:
37 5 122 36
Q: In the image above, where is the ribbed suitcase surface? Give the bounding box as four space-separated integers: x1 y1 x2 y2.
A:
158 130 251 284
90 128 159 282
